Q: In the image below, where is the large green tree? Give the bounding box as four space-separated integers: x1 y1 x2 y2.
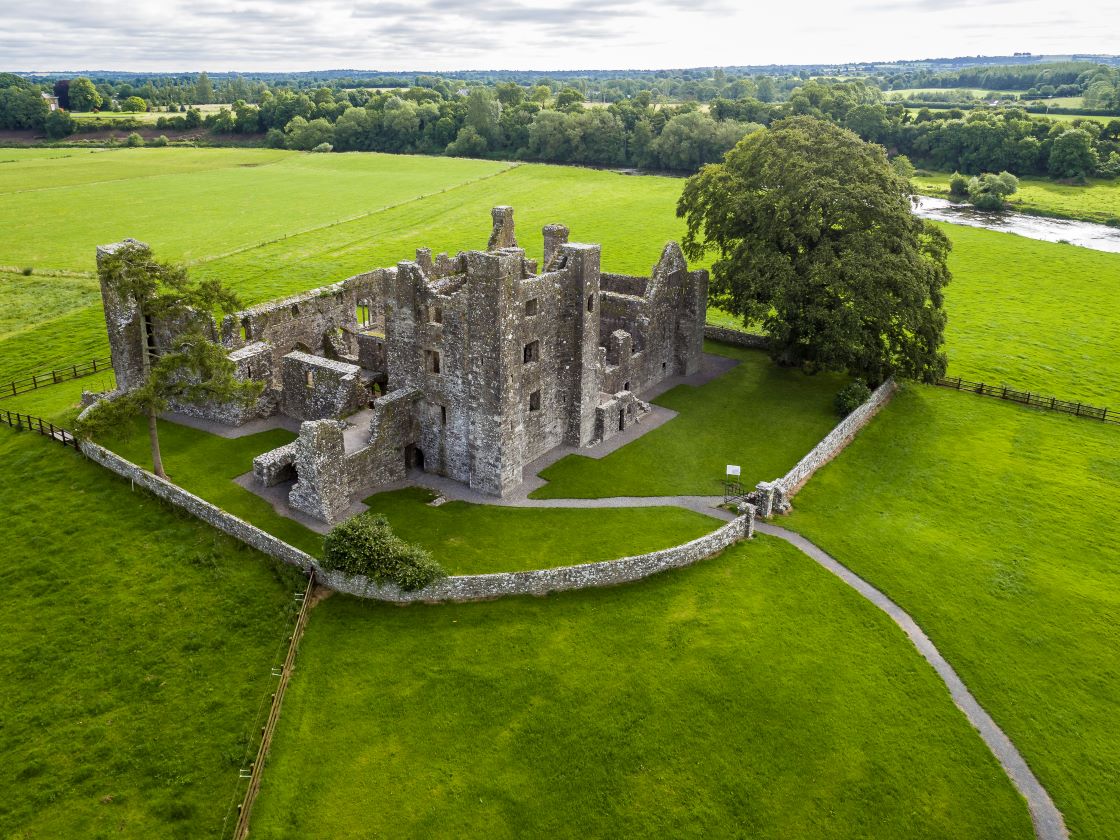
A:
67 77 102 111
1047 128 1098 179
77 243 261 478
678 116 951 384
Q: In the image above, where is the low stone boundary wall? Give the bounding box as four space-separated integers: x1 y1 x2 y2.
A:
80 439 755 604
753 377 898 516
703 325 768 348
780 378 898 495
318 511 754 603
80 440 318 572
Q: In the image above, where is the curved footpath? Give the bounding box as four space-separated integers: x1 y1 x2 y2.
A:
755 521 1068 840
467 485 1069 840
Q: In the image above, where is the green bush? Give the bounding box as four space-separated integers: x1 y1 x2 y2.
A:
151 134 169 147
948 172 969 197
265 128 286 149
835 381 872 417
125 132 144 148
323 514 446 591
21 266 33 276
311 142 333 153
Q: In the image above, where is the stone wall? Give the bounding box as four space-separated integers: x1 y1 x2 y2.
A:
752 377 899 517
703 325 769 349
80 438 755 604
779 377 898 494
319 509 755 603
289 420 351 524
279 351 367 421
81 439 318 571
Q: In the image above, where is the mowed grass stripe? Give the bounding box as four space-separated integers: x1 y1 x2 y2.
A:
0 147 292 195
0 151 512 270
193 163 693 301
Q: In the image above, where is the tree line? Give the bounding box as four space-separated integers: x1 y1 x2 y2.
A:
3 69 1119 179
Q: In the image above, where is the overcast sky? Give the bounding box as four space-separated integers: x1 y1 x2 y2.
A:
3 0 1115 72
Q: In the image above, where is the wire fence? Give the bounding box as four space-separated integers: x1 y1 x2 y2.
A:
0 357 112 400
936 377 1117 425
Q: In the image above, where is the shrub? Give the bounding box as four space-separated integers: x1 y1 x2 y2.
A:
265 128 286 149
323 513 446 591
948 172 969 197
835 381 872 417
151 134 169 147
311 142 333 153
125 132 144 148
21 267 33 276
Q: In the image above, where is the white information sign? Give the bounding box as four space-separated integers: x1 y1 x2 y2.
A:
726 464 741 477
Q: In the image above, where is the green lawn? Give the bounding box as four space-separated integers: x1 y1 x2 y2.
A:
533 342 846 498
2 147 1116 837
786 384 1120 840
937 223 1120 405
363 487 721 573
0 431 304 839
0 269 102 341
91 418 726 573
0 149 512 271
249 535 1032 839
914 169 1120 224
98 416 324 556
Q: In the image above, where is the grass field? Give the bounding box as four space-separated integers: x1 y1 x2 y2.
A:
914 169 1120 224
786 384 1120 840
935 223 1120 405
250 536 1032 839
363 487 721 573
1 147 1117 837
534 342 846 498
903 106 1113 124
0 431 305 839
68 104 234 124
85 412 727 572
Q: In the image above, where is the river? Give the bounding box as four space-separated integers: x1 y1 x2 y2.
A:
911 196 1120 254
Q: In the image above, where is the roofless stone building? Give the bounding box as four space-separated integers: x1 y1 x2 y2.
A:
97 208 708 523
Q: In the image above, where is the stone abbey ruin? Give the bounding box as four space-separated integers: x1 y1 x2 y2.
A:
96 208 708 524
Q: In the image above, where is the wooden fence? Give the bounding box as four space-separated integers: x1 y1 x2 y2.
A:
936 377 1117 425
0 409 80 449
0 357 112 400
232 572 316 840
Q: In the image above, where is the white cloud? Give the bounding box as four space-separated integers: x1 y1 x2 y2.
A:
1 0 1115 72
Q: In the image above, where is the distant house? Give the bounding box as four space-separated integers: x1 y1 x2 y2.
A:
41 92 59 112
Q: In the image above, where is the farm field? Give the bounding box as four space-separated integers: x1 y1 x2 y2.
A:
1 147 1118 838
68 104 235 124
935 222 1120 405
903 106 1113 124
0 430 305 839
534 343 846 498
786 384 1120 840
914 169 1120 224
249 536 1032 840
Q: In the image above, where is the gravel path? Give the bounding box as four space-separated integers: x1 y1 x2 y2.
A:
756 521 1069 840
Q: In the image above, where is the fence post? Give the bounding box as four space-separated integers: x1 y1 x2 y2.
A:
1076 403 1082 416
